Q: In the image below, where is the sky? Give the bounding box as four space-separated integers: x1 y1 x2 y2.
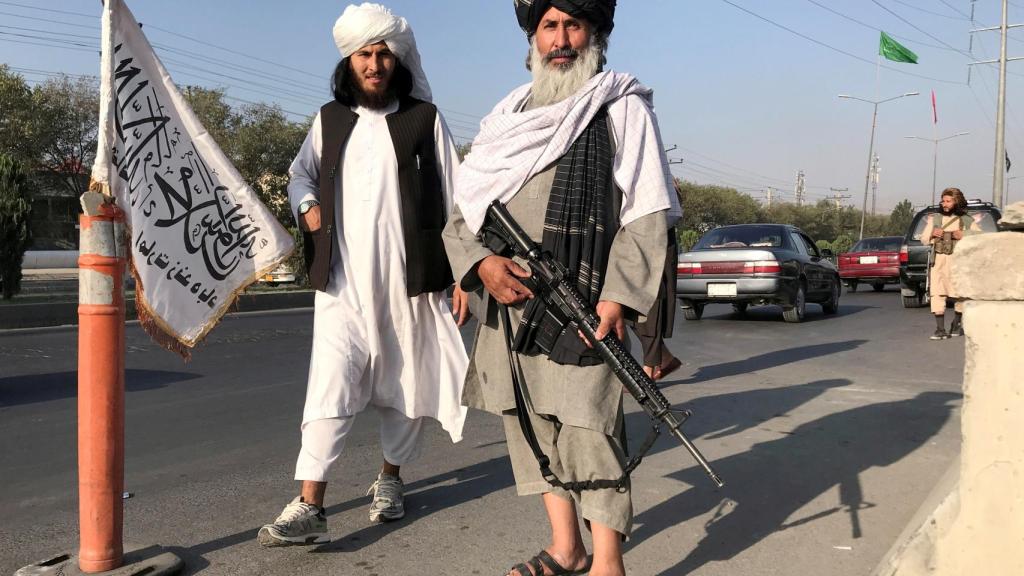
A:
1 0 1022 213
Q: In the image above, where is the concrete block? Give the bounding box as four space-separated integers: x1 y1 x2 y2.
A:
950 233 1024 300
937 301 1024 575
1000 201 1024 226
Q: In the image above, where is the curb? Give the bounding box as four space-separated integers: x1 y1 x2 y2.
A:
0 290 314 330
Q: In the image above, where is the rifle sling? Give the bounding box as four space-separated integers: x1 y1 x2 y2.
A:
499 303 659 493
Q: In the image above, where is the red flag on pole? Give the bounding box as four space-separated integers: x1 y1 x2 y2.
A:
931 90 938 124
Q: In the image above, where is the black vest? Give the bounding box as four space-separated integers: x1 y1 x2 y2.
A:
302 97 454 295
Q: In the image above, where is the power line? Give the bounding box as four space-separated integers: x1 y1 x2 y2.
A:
716 0 965 84
870 0 970 54
938 0 971 19
0 0 94 18
889 0 969 21
0 10 100 31
804 0 963 52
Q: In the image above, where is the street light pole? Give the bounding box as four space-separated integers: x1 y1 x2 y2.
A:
860 103 879 240
904 132 970 205
839 92 919 240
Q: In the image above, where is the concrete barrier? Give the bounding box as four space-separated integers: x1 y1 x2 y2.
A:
22 250 80 269
872 201 1024 575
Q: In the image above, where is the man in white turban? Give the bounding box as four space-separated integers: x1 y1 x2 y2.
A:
258 3 469 547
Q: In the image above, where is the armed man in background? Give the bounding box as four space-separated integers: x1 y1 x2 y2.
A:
922 187 980 340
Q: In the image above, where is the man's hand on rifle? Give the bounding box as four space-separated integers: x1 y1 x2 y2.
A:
931 227 943 239
477 255 534 305
581 300 625 348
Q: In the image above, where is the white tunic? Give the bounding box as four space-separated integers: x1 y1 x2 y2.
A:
287 101 468 442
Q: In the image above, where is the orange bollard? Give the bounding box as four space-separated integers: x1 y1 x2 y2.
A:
77 202 127 573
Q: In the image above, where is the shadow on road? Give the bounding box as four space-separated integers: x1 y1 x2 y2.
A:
696 304 876 323
629 390 961 576
662 340 867 387
623 378 854 473
172 455 515 573
0 369 201 407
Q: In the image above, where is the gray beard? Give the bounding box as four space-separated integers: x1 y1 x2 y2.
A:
529 38 602 107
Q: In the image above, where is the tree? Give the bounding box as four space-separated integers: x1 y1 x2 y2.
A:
182 87 311 224
0 66 37 165
232 102 309 224
455 142 472 161
31 75 100 198
0 155 32 299
677 179 761 234
678 229 700 251
832 234 854 255
888 199 915 236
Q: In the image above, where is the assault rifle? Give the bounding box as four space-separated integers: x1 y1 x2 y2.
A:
483 201 724 488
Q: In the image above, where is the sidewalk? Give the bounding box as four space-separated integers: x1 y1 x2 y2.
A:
0 269 313 330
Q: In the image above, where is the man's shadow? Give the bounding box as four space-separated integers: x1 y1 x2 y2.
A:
661 339 867 387
630 390 961 576
623 378 855 465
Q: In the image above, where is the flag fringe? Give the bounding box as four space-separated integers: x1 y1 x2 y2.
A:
130 251 194 361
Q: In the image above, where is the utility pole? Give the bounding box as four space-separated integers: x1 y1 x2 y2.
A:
838 92 918 241
794 170 806 206
828 187 851 209
870 155 880 215
765 187 775 209
969 0 1021 209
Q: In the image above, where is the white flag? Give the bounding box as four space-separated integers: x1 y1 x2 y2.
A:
91 0 294 349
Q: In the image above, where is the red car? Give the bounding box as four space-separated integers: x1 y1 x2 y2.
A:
838 236 902 292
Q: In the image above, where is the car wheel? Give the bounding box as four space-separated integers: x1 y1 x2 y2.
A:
732 302 748 314
872 282 885 292
822 280 840 315
783 283 806 323
683 302 705 321
846 280 858 293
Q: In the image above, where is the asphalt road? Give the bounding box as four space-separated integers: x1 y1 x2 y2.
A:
0 286 966 575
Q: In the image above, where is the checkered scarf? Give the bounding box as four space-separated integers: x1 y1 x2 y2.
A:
513 108 613 366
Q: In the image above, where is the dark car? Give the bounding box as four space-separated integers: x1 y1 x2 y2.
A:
838 236 903 292
676 223 841 323
898 199 1001 308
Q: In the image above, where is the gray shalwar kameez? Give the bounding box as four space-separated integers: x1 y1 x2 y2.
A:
442 164 667 536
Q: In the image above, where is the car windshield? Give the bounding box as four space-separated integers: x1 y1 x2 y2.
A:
851 237 902 252
695 227 785 249
910 210 1000 241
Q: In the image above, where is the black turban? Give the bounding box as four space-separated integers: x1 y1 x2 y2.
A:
514 0 616 37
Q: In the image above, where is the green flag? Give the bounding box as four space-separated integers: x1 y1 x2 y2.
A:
879 31 918 64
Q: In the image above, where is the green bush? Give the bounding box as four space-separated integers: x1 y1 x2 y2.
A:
832 234 854 255
677 229 700 252
0 154 32 299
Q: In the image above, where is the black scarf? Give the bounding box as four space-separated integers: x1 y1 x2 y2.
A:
512 108 615 366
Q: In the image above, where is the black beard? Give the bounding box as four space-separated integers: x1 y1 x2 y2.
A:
941 206 954 215
347 72 395 110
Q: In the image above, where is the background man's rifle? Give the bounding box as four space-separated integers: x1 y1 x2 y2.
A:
483 200 724 488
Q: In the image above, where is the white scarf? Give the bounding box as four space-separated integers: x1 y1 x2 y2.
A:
454 70 680 234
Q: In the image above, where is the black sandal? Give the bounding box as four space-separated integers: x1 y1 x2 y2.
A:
508 550 590 576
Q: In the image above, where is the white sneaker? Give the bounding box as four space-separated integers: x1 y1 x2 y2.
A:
257 496 329 547
367 473 405 522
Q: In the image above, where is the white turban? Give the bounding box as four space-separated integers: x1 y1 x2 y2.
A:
332 3 432 102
